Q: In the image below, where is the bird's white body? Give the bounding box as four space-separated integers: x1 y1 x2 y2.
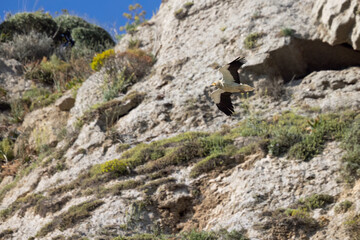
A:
210 57 255 115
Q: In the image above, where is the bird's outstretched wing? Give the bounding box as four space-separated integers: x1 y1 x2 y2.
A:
210 89 234 116
219 57 246 84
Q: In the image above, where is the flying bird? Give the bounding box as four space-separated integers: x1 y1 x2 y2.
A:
210 57 255 116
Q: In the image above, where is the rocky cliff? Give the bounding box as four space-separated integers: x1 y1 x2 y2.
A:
0 0 360 239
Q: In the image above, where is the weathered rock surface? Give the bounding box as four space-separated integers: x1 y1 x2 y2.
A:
14 106 69 155
0 0 360 239
204 142 345 239
0 58 31 99
293 67 360 111
313 0 360 50
68 72 105 128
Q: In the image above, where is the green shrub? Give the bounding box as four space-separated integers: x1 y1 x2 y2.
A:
299 194 334 210
174 8 187 19
243 32 264 49
190 152 227 178
0 138 14 162
289 114 349 161
71 26 114 52
102 71 131 101
54 14 115 51
279 28 295 37
99 158 130 175
96 143 160 175
0 31 52 62
231 117 269 137
288 133 323 161
341 117 360 182
54 14 91 32
0 11 57 41
200 134 232 155
268 127 302 156
184 2 194 9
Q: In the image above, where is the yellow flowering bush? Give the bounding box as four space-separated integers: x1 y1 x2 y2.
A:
91 48 115 71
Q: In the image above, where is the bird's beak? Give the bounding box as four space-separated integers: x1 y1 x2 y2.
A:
211 82 216 86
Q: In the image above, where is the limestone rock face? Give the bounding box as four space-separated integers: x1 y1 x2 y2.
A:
14 106 69 154
0 58 30 99
205 142 345 239
1 0 360 239
293 67 360 111
313 0 360 50
68 72 105 128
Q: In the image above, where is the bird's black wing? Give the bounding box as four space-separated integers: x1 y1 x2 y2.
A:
216 92 234 116
227 57 246 84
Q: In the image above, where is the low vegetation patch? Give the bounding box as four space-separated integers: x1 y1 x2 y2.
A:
189 141 262 178
229 111 359 162
101 179 144 196
262 208 319 239
335 200 353 213
174 8 187 19
89 110 359 182
95 132 236 178
36 200 104 237
243 32 265 49
0 31 53 62
298 194 334 210
0 229 13 239
113 229 248 240
139 177 176 195
22 87 62 111
341 117 360 183
0 193 45 220
345 214 360 239
278 28 296 37
0 138 14 163
25 54 92 91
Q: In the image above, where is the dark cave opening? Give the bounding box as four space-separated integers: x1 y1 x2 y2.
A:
244 37 360 83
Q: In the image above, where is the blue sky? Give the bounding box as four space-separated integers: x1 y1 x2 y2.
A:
1 0 162 37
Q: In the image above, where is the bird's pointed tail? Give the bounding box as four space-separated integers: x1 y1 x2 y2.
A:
238 84 255 92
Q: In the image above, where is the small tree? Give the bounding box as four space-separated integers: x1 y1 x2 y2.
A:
119 3 146 35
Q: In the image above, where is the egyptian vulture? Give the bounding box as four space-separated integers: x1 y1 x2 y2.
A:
210 57 255 116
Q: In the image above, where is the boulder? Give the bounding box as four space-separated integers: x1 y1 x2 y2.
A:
55 94 75 111
14 106 69 155
313 0 360 50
